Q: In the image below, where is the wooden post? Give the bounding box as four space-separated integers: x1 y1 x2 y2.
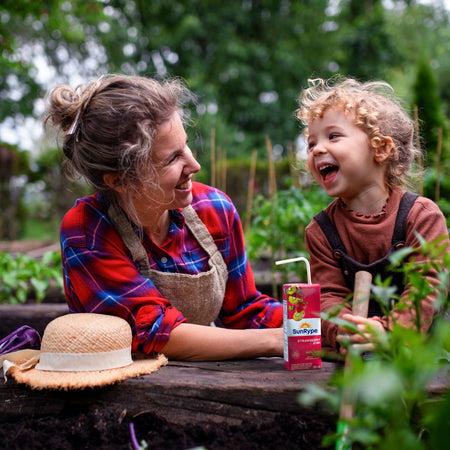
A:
216 145 222 191
413 106 424 196
287 142 301 188
220 148 227 193
266 135 277 198
435 127 442 203
210 128 216 187
245 149 258 234
216 146 226 192
266 135 278 297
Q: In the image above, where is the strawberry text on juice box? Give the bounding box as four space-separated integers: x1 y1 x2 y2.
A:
283 283 321 371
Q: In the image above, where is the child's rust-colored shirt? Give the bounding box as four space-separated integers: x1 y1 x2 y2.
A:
305 188 449 350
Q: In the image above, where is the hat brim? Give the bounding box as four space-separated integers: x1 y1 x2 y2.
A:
6 353 168 390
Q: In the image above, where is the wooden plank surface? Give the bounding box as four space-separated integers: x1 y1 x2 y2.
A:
0 304 335 426
1 305 448 429
1 357 448 428
0 358 336 426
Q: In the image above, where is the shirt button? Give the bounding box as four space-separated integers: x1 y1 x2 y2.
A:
161 257 168 264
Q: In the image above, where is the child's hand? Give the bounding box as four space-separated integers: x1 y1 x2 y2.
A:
337 314 385 354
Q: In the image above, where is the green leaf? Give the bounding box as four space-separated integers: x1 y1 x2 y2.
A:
30 278 48 302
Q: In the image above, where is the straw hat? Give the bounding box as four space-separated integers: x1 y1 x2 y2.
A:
2 313 167 390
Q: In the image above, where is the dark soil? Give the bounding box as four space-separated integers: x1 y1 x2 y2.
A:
0 407 334 449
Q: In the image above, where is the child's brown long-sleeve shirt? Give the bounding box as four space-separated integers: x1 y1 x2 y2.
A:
305 188 449 350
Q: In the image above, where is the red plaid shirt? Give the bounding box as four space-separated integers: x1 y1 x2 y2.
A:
60 182 282 354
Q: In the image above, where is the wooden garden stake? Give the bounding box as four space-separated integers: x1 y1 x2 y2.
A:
287 142 301 188
265 135 278 296
435 127 442 203
220 147 227 193
265 135 277 198
413 106 424 196
210 127 216 187
245 149 258 235
216 145 221 191
336 270 372 450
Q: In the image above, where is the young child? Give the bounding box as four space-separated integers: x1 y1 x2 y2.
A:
296 77 449 352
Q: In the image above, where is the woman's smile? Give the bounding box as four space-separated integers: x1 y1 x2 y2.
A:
175 178 193 191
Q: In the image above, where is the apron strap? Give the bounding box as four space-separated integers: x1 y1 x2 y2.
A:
107 202 220 278
107 201 152 278
182 205 219 258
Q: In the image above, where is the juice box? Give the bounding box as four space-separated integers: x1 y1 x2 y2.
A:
282 283 321 370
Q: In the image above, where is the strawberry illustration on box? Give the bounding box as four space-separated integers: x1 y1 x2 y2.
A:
276 257 321 371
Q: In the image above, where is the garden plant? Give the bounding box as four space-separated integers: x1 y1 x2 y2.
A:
0 250 64 304
246 184 330 296
299 237 450 450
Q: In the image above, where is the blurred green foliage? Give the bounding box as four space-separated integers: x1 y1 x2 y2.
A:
299 237 450 449
1 0 449 160
0 250 64 304
246 184 330 295
0 0 449 246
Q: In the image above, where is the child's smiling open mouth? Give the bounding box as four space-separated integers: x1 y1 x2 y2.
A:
318 163 339 184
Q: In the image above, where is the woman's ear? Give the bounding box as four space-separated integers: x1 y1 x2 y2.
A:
103 173 124 193
374 137 394 163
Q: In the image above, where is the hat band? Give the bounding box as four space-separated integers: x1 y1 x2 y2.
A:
35 346 133 372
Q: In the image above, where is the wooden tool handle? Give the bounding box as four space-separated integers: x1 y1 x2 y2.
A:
336 270 374 446
352 271 372 318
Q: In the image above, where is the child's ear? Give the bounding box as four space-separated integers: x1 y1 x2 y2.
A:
374 137 394 163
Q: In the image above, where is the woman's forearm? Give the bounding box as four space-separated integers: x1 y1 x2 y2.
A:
159 323 283 361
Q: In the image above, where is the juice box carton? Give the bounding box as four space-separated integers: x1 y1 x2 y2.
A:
282 282 321 370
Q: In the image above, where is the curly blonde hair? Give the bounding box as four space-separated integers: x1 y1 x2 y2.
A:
296 77 420 190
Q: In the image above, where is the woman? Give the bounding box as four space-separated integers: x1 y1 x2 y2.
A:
45 74 283 361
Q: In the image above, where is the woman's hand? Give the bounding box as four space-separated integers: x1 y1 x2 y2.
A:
337 314 385 354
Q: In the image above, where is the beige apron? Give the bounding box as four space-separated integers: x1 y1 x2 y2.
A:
107 202 228 325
